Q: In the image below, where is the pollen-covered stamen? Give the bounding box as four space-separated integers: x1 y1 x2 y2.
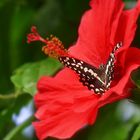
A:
42 36 68 58
27 26 68 58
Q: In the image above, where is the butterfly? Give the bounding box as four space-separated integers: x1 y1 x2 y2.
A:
59 42 122 95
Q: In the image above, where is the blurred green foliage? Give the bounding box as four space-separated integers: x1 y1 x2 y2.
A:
0 0 140 140
11 58 61 96
132 124 140 140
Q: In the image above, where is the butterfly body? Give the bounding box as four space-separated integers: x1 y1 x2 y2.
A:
59 42 122 95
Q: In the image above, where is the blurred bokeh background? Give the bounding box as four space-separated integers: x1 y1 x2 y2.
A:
0 0 140 140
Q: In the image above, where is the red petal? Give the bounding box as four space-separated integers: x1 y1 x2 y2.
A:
69 0 124 67
69 0 139 67
34 68 99 115
33 68 100 139
125 47 140 66
33 106 98 140
112 8 139 50
35 70 98 104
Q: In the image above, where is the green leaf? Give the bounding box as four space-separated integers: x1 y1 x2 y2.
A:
132 124 140 140
11 58 61 96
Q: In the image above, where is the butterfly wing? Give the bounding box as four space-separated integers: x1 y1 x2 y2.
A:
58 43 122 94
104 42 122 88
59 56 106 94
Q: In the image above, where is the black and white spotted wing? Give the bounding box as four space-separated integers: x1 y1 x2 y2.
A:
58 42 122 95
59 57 107 94
104 42 122 89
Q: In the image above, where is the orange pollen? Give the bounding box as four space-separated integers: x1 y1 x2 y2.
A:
27 26 68 58
42 36 68 58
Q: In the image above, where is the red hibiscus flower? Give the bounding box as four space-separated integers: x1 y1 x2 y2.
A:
27 0 140 140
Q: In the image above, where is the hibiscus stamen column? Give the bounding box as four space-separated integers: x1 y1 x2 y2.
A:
27 26 68 59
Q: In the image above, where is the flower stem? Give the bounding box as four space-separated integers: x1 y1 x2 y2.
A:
0 92 20 99
3 115 34 140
